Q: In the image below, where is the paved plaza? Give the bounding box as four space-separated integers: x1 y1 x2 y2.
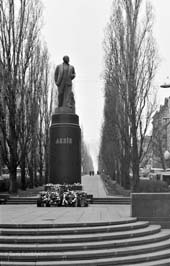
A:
0 204 130 225
0 175 131 225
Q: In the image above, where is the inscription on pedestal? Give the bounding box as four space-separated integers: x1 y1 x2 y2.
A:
55 137 72 144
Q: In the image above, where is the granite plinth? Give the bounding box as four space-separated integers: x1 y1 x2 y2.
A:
49 113 81 184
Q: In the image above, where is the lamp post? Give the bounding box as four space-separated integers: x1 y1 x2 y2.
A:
160 84 170 88
162 118 170 169
160 77 170 88
160 80 170 169
160 79 170 168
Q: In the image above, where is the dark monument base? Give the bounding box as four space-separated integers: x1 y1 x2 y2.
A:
49 112 81 184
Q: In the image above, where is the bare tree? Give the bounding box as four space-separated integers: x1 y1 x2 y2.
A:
43 74 54 184
0 0 42 192
100 0 158 191
37 45 53 185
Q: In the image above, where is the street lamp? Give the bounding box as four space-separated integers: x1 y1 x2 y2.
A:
164 150 170 160
160 84 170 88
160 77 170 88
159 79 170 168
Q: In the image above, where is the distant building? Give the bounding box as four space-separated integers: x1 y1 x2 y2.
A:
152 97 170 169
140 135 152 169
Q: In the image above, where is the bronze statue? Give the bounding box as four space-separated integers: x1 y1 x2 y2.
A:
54 56 76 112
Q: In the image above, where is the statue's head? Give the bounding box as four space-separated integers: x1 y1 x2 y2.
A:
63 55 69 64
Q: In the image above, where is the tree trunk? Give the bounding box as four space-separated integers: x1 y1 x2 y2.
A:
131 130 140 192
9 113 18 193
9 169 17 193
124 142 131 189
38 125 43 185
28 157 34 188
33 157 38 186
20 155 26 190
44 133 49 184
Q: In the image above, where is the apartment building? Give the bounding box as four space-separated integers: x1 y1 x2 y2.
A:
152 97 170 169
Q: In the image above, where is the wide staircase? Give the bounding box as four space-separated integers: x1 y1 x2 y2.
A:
1 218 170 265
6 196 38 205
6 196 131 205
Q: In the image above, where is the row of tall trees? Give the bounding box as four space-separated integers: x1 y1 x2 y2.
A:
0 0 53 192
98 0 158 191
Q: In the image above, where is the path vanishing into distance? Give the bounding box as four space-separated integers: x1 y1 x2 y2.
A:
81 174 108 197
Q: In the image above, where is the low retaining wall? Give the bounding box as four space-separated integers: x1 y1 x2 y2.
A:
131 193 170 228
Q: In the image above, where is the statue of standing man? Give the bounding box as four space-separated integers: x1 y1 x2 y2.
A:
54 56 76 113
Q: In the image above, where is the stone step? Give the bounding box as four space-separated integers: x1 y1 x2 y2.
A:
121 258 170 266
1 238 170 261
7 197 37 204
7 200 37 202
93 197 130 200
93 201 130 205
0 221 149 235
0 247 170 265
6 201 37 203
0 217 137 228
0 225 161 244
92 197 131 204
1 258 170 266
8 197 37 199
6 203 35 205
0 231 170 252
1 260 170 266
7 201 36 203
7 201 37 205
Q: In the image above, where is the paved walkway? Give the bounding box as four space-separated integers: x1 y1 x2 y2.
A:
81 174 108 197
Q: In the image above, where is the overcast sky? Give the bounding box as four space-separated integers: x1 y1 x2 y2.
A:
41 0 170 170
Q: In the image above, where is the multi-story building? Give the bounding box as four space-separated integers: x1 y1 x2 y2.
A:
140 135 152 169
152 97 170 169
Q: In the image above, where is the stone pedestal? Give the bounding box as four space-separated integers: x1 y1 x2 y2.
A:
49 112 81 184
131 193 170 228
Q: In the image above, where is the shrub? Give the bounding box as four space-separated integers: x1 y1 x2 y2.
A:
0 178 10 192
137 179 170 193
101 173 131 196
